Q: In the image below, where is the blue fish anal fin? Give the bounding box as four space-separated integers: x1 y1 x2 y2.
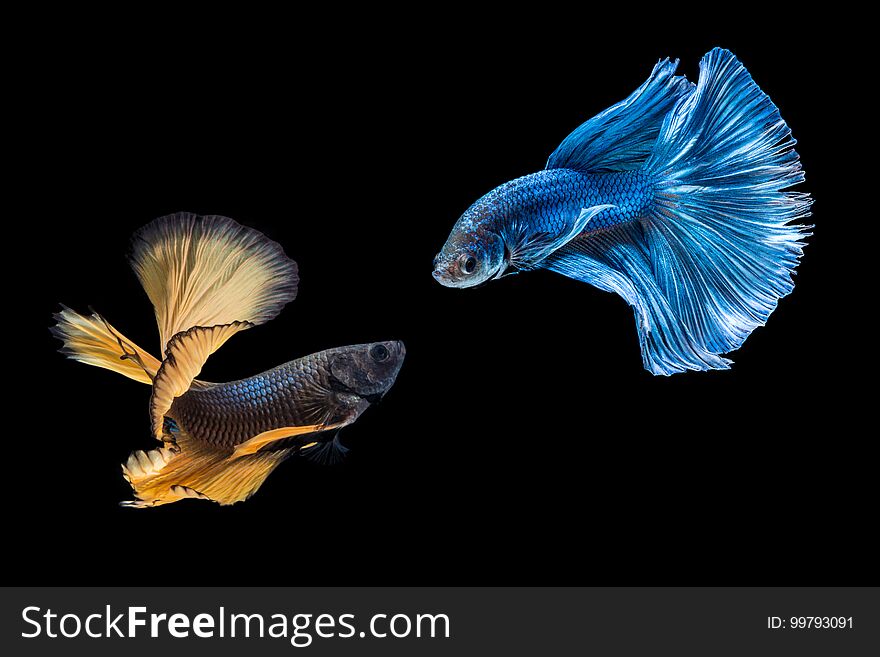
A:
505 204 616 272
642 47 812 357
546 58 694 173
546 224 731 376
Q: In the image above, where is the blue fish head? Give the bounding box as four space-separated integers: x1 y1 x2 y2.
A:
432 210 505 288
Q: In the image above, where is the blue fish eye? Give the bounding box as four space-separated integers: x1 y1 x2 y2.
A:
460 254 477 274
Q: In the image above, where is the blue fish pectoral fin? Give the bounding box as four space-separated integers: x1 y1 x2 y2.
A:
545 223 731 376
300 431 349 466
546 58 693 173
506 204 616 272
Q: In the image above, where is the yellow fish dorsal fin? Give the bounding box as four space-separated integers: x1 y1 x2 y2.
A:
230 425 326 459
149 322 252 439
129 213 299 351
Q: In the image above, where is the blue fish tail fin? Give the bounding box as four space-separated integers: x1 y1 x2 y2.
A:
640 47 812 360
546 58 694 173
545 49 811 375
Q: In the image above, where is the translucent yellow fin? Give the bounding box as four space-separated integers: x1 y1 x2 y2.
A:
121 432 291 508
51 306 161 384
129 213 299 351
230 424 326 459
149 322 251 439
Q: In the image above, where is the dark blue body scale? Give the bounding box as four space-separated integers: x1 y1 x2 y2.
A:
169 350 335 448
474 169 654 237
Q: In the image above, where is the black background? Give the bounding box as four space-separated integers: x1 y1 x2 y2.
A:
14 14 868 584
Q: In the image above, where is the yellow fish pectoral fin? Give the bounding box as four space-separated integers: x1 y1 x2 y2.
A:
230 424 326 459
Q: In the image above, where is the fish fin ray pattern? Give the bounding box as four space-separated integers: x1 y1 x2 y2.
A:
50 306 161 384
121 427 291 507
546 58 693 173
129 212 298 351
149 322 253 440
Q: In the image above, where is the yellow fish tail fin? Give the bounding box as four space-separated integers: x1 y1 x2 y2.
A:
129 212 299 351
51 306 161 384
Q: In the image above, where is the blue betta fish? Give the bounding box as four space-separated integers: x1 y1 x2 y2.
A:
432 48 811 375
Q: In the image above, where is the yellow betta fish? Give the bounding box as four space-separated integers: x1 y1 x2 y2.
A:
52 213 405 507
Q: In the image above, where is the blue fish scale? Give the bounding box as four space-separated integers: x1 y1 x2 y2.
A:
467 169 654 237
169 351 332 448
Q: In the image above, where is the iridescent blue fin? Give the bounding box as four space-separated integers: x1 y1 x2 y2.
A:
643 47 812 357
547 48 811 375
503 204 616 273
546 225 731 375
546 58 693 173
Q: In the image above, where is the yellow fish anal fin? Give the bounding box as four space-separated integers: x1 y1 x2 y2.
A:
121 429 293 508
169 485 211 500
230 424 326 459
120 483 212 508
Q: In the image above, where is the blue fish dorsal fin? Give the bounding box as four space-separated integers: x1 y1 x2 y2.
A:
546 58 693 173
